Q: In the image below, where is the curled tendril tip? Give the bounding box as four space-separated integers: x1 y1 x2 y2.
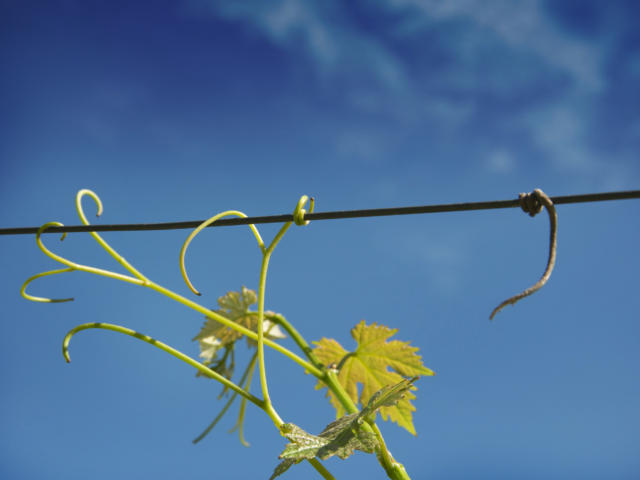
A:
180 210 265 296
21 268 75 303
76 189 103 222
293 195 314 226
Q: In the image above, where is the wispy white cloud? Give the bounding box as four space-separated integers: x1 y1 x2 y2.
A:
335 129 389 164
404 232 469 295
189 0 637 186
71 81 149 145
372 227 469 295
485 149 516 174
379 0 614 178
190 0 407 91
525 104 598 173
389 0 603 91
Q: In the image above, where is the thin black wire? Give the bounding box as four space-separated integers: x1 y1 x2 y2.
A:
2 189 638 236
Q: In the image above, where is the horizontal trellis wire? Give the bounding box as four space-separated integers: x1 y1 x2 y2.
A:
1 189 638 236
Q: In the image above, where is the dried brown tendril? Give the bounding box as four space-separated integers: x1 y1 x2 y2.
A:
490 188 557 320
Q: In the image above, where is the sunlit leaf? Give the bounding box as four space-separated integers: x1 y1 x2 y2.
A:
270 378 416 479
313 321 434 434
194 286 260 346
194 286 285 349
360 376 418 419
193 287 285 381
269 458 296 480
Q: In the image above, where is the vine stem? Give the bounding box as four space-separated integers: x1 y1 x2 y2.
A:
29 195 324 378
62 322 264 408
254 198 337 480
63 322 335 479
265 312 324 370
369 422 410 480
146 281 323 378
256 221 293 425
23 261 324 377
308 458 336 480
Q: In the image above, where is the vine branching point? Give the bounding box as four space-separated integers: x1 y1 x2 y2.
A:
75 189 149 283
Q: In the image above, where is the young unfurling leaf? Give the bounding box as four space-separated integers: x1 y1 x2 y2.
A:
270 377 416 479
313 321 434 435
193 286 285 348
193 287 285 378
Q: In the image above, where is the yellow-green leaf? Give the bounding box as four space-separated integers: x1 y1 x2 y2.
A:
193 286 285 349
192 287 285 389
193 286 260 346
313 321 434 435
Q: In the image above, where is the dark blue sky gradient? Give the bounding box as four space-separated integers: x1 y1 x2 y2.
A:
1 1 639 479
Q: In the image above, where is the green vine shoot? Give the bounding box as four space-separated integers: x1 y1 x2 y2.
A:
22 189 437 480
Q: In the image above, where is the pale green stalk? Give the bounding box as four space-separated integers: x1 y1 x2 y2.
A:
63 322 263 407
145 282 323 377
26 220 323 378
308 459 336 480
255 220 293 426
264 312 324 370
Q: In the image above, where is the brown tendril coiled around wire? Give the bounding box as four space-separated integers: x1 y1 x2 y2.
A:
490 188 557 320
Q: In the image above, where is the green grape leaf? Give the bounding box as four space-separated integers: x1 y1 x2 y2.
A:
313 320 434 435
194 286 285 357
192 286 285 406
278 423 329 460
270 378 416 479
193 286 260 346
360 376 419 419
317 413 379 459
268 458 297 480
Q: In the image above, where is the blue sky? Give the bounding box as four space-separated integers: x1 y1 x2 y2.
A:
1 1 639 479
